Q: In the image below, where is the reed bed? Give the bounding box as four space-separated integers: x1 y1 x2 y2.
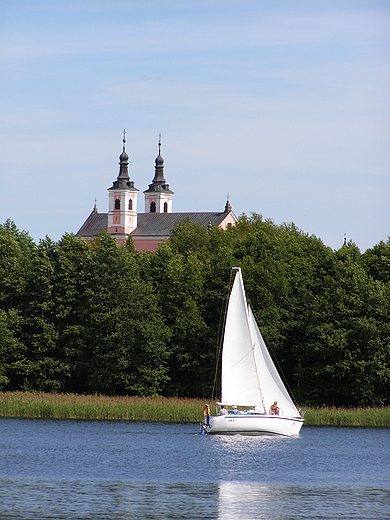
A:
303 406 390 427
0 392 389 427
0 392 213 423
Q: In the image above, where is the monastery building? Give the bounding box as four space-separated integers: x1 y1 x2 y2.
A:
76 133 237 252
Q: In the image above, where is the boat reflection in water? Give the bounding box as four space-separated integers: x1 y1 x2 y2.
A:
217 480 390 519
218 481 275 519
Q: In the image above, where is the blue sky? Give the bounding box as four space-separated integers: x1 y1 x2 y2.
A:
1 0 389 251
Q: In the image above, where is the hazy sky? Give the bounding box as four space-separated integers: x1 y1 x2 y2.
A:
1 1 389 251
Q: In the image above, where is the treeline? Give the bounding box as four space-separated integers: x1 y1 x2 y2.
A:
0 216 389 407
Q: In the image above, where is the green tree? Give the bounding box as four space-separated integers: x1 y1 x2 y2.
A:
362 238 390 284
0 222 68 391
0 309 26 389
0 220 32 311
80 233 170 396
139 241 210 397
18 240 68 391
52 233 94 393
302 243 390 406
1 216 389 406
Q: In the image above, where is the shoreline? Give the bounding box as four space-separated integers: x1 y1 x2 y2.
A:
0 392 389 427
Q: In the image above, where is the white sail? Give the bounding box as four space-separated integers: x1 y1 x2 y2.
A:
248 305 300 417
221 268 262 406
221 268 300 417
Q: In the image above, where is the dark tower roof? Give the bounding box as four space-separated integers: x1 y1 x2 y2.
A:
154 134 165 182
144 134 174 194
109 130 138 191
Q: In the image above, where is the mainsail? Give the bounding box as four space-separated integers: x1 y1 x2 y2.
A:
221 268 300 418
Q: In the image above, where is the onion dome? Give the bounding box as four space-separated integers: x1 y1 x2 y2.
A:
153 133 165 182
143 133 174 195
117 131 130 181
108 130 138 192
119 147 129 163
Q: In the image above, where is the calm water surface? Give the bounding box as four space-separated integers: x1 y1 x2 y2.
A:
0 419 389 519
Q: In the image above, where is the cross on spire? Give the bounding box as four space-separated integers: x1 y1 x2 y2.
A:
224 193 232 212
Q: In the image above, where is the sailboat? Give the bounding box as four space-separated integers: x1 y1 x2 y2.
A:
204 267 304 436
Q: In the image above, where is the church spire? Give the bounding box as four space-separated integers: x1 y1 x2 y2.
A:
153 133 166 184
117 129 129 182
143 133 174 213
225 192 232 212
109 130 137 190
107 130 139 242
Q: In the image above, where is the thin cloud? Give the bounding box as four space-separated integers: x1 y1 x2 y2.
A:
1 6 388 61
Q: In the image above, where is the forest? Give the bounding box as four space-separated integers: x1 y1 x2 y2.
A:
0 216 389 407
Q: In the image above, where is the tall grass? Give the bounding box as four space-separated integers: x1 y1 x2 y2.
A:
0 392 213 423
303 406 390 427
0 393 389 427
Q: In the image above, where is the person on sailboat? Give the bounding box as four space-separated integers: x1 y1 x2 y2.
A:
270 401 280 415
218 405 228 416
203 404 211 425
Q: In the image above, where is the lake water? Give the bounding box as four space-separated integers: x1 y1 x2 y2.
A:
0 419 389 519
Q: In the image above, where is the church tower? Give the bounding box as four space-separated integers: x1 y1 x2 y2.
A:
107 131 139 244
143 134 174 213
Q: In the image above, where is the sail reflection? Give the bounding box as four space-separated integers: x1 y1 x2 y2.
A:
218 481 278 519
217 481 390 520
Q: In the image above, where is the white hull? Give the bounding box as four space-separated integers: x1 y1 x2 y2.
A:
206 414 304 437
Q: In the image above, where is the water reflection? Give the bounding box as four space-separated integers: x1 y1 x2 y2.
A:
1 420 389 518
218 481 274 519
217 481 390 520
1 477 389 519
0 479 220 519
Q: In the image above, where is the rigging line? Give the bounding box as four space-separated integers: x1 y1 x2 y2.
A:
215 296 225 366
211 297 226 400
231 346 255 368
211 278 232 400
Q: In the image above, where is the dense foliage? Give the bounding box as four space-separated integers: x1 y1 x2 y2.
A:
0 217 389 406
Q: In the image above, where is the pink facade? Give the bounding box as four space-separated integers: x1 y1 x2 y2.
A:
132 238 167 252
218 213 237 230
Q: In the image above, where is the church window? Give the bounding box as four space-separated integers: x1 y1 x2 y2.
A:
115 199 120 210
150 201 156 213
128 199 133 210
164 202 168 213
